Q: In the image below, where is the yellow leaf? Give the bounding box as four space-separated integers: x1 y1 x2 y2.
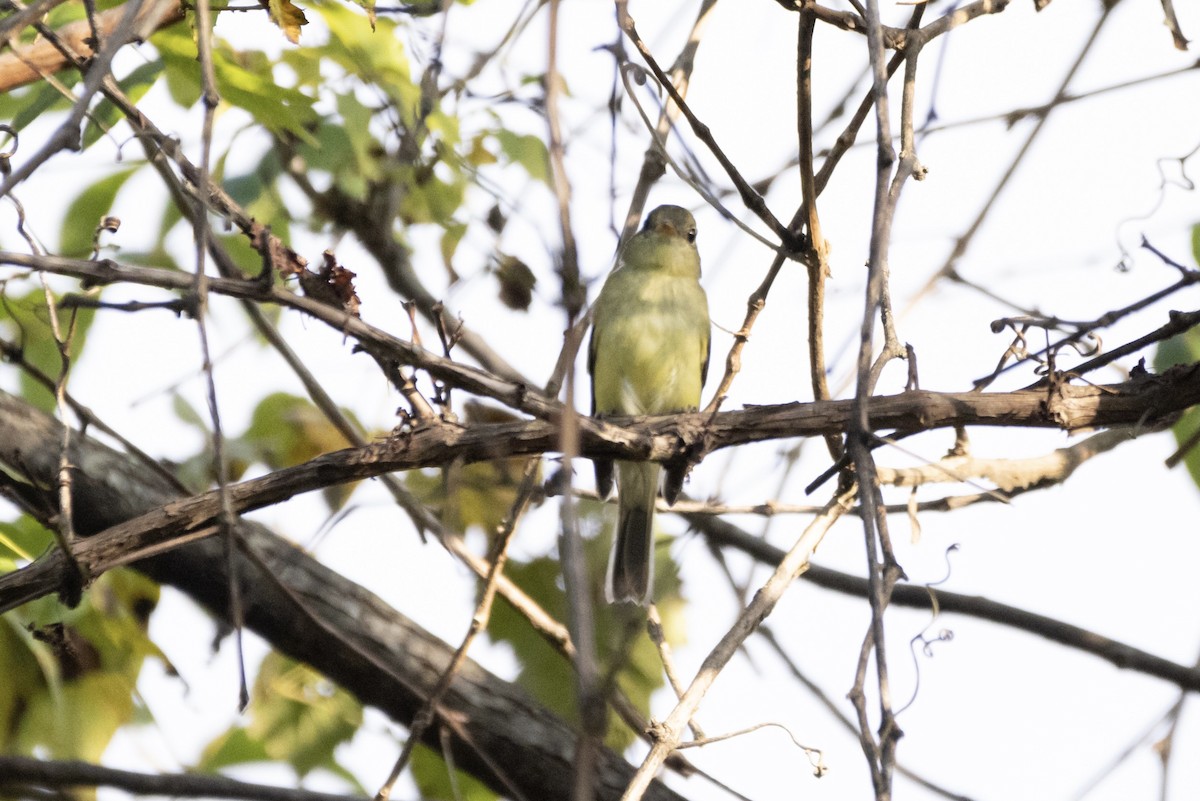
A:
267 0 308 44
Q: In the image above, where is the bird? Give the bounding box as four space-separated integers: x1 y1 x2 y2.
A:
588 204 711 605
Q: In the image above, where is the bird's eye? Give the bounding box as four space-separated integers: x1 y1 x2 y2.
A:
686 228 697 243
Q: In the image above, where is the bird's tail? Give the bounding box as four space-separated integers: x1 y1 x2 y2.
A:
606 461 659 605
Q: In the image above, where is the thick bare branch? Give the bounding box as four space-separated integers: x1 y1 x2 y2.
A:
0 391 686 801
692 515 1200 694
0 0 183 92
0 756 365 801
4 356 1199 612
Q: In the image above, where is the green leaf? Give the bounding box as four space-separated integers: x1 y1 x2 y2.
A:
0 287 96 413
0 514 54 563
412 744 497 801
83 60 163 149
1166 412 1200 489
0 616 48 753
337 93 381 181
3 79 77 133
44 0 86 27
487 500 683 751
440 222 467 274
295 121 355 176
494 130 549 185
425 107 461 149
316 4 419 120
224 148 291 240
15 671 135 761
286 93 384 202
201 727 273 771
405 405 540 534
69 570 162 675
1155 324 1200 490
199 652 364 788
4 569 161 761
465 132 498 168
212 50 318 143
241 392 355 467
147 197 187 267
215 231 266 277
237 393 359 509
152 27 318 141
59 167 140 257
279 47 323 89
399 163 466 226
152 26 203 108
172 392 208 431
1153 317 1200 372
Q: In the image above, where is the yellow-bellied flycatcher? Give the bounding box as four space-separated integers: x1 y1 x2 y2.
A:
589 205 710 605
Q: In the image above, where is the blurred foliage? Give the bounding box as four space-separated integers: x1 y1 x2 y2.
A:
59 167 141 257
492 254 537 311
412 745 498 801
172 391 364 509
0 514 54 568
153 24 319 142
493 130 550 186
83 60 162 150
199 651 365 792
487 499 684 752
0 74 80 132
0 287 95 413
0 541 161 767
406 402 541 535
1152 222 1200 489
0 0 668 795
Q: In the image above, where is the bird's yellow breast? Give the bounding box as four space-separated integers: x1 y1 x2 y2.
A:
591 268 709 416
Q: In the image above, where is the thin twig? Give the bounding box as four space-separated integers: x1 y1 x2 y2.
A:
375 458 542 800
901 7 1116 325
618 486 856 800
0 756 375 801
795 7 838 460
545 0 582 323
615 2 800 252
0 0 151 197
38 272 88 599
646 604 704 741
188 0 249 711
848 0 923 791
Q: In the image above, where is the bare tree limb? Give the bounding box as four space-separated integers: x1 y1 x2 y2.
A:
0 0 183 93
0 756 369 801
0 391 688 801
2 351 1198 613
692 515 1200 694
618 486 857 800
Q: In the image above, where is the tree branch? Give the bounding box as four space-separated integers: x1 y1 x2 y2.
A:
0 0 184 93
0 756 367 801
0 393 687 801
3 358 1199 613
692 515 1200 693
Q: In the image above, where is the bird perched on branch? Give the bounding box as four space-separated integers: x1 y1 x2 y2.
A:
589 204 711 605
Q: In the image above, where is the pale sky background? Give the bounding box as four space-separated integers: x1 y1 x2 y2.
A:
5 0 1200 799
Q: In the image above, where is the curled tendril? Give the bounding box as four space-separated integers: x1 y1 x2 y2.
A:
896 544 960 716
0 124 16 178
